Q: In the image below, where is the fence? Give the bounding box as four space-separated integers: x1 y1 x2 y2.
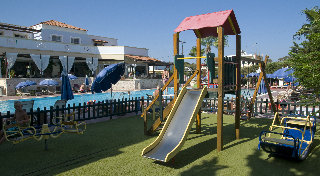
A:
202 97 320 117
0 97 142 127
1 96 318 129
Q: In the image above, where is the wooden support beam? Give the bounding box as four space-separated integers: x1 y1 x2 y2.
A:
249 56 277 118
173 32 179 99
261 58 277 119
196 37 202 133
249 55 266 118
228 16 237 35
217 26 224 152
235 35 241 140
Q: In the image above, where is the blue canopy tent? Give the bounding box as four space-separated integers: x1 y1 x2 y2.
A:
91 63 125 93
284 75 299 87
270 67 294 79
15 80 36 89
247 72 260 77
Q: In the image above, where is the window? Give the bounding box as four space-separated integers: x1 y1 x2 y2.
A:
51 35 62 42
71 37 80 44
14 34 27 38
94 42 103 46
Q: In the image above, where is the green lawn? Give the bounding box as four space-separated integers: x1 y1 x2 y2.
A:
0 114 319 176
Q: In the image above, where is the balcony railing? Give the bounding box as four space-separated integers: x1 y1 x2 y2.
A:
0 36 148 56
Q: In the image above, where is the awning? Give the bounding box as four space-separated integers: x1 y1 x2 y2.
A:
174 9 240 37
125 55 171 66
92 39 108 43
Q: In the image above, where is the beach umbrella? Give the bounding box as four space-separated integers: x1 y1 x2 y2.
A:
91 63 125 93
39 79 59 86
15 80 36 89
85 75 89 86
60 74 78 80
61 74 74 100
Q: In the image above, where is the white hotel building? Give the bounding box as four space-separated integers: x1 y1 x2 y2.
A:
0 20 167 95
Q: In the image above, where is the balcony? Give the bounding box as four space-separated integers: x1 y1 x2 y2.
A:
0 36 148 59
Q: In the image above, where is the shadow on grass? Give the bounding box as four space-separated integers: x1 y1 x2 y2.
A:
155 138 216 169
180 157 227 176
0 115 151 176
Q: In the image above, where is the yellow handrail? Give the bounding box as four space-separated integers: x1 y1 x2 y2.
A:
184 70 199 87
177 56 206 59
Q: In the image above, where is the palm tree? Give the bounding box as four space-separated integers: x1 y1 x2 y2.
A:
188 36 228 56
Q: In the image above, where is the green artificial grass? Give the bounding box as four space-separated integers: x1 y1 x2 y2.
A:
0 114 320 176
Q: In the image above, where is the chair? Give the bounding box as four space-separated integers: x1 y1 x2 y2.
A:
47 86 56 95
2 115 37 144
16 88 30 96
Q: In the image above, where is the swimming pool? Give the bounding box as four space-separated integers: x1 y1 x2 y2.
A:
0 88 175 113
0 88 255 113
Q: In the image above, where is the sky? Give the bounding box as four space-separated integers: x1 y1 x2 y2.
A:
1 0 319 62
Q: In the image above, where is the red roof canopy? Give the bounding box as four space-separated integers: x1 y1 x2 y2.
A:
174 10 240 38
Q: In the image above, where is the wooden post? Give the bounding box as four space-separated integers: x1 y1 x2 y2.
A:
261 58 277 118
173 32 179 99
235 35 241 140
217 26 224 152
196 37 202 133
249 56 277 118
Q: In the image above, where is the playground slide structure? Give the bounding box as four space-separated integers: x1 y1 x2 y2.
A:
142 86 207 162
258 113 316 160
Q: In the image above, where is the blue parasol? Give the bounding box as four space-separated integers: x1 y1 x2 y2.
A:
39 79 59 86
85 75 89 86
91 63 125 93
61 74 74 100
60 74 78 80
15 80 36 89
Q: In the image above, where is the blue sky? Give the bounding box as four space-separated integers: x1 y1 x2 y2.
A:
1 0 319 62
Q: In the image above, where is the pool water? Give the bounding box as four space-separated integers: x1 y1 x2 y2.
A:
0 88 255 113
0 88 175 113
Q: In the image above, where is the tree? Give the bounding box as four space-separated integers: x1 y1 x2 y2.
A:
288 6 320 103
188 36 228 57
